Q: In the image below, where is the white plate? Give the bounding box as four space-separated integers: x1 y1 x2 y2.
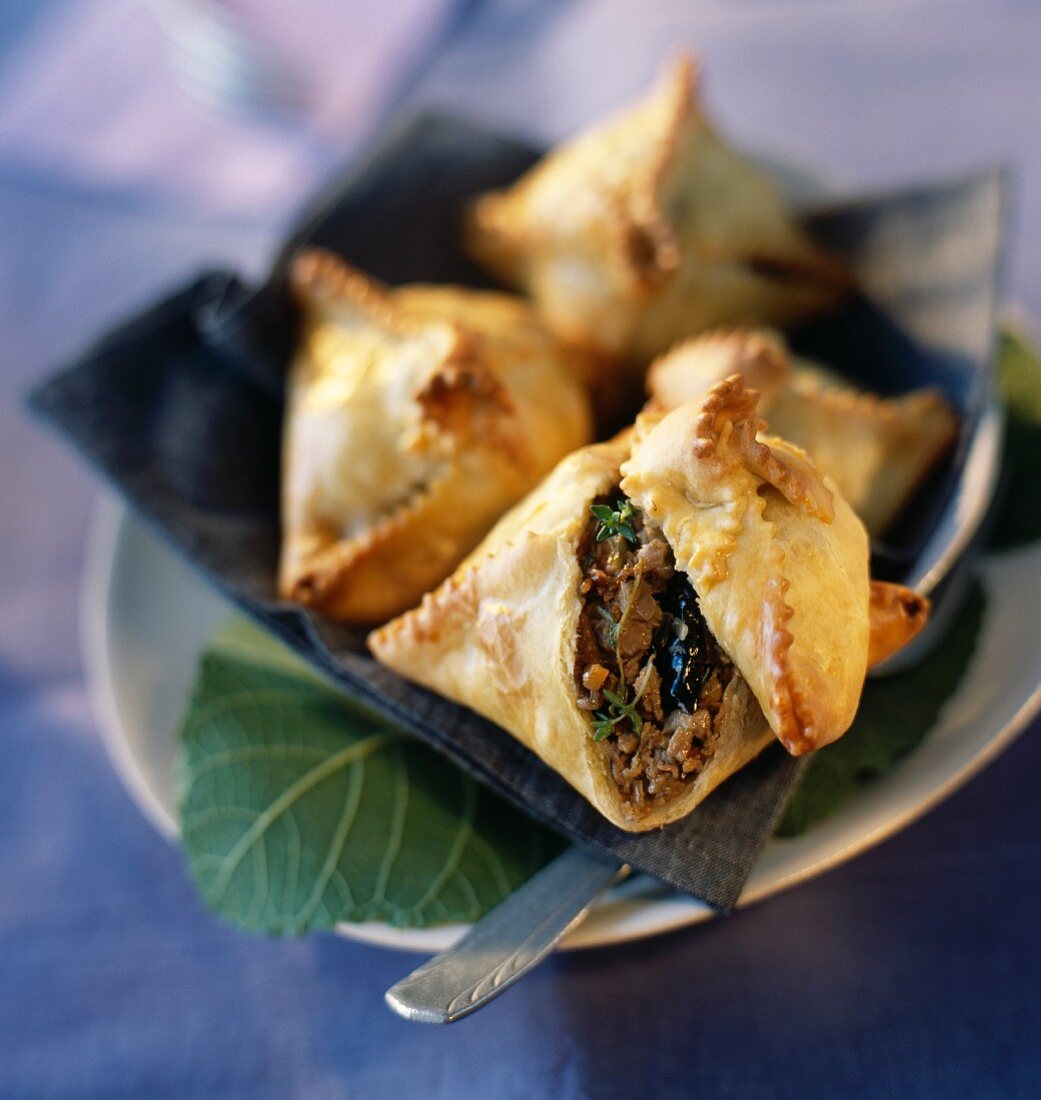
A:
81 493 1041 952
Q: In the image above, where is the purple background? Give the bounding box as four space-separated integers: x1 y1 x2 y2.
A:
2 2 1040 1095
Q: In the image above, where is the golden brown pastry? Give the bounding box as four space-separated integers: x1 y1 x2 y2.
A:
464 55 846 367
279 248 594 624
646 328 959 535
369 377 928 831
622 378 870 756
867 581 932 668
646 328 791 410
765 375 959 537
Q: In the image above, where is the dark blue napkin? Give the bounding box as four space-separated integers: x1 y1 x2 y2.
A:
29 113 1004 909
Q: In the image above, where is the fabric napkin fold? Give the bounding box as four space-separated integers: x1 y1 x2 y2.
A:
29 113 1003 910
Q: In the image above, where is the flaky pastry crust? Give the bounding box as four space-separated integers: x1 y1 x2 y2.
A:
765 374 958 536
369 378 928 829
621 376 870 755
369 437 775 831
464 55 846 366
645 328 959 535
867 581 931 668
646 328 791 412
280 248 593 624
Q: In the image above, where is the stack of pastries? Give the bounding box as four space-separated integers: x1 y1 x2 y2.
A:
279 56 954 831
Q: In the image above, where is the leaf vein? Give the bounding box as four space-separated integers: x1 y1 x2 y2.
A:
204 732 400 906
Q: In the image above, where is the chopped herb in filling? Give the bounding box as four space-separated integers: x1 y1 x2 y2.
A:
575 491 734 818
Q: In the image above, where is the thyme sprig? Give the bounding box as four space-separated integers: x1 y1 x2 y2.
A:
585 501 650 744
592 688 645 741
591 658 657 742
591 499 638 544
611 573 643 692
589 566 650 743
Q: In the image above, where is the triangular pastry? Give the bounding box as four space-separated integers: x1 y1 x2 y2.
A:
465 55 846 367
280 249 593 624
370 377 928 831
646 328 959 535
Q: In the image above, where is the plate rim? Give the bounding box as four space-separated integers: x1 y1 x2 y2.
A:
80 492 1041 953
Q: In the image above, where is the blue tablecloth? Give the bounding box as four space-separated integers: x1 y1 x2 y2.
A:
2 2 1040 1095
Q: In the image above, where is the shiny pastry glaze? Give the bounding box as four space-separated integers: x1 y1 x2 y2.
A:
574 491 734 819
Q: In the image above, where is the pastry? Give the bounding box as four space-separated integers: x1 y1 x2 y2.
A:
464 55 846 367
369 377 928 830
280 248 594 624
646 328 959 535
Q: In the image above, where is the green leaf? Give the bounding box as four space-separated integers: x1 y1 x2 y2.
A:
591 498 638 544
178 622 560 934
777 581 986 837
595 688 643 737
591 714 618 741
990 324 1041 550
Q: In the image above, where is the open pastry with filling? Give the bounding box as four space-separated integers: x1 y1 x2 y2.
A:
646 328 959 535
279 248 594 624
369 376 928 831
464 54 846 369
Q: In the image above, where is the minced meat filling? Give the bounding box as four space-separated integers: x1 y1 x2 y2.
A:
575 492 734 818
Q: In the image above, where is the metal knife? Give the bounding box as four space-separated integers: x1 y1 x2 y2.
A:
385 847 625 1023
